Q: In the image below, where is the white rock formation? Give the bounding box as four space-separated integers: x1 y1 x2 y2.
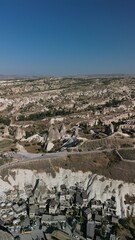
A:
74 126 79 137
22 134 44 143
50 117 64 125
48 125 61 142
0 168 135 218
16 143 27 152
45 141 54 152
3 126 10 138
59 123 66 138
87 175 135 218
15 127 26 140
110 123 114 134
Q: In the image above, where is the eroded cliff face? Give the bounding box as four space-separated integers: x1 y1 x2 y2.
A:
87 175 135 218
0 168 135 218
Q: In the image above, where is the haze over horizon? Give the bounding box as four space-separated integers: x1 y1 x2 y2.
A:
0 0 135 76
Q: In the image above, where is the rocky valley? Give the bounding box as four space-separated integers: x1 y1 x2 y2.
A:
0 76 135 239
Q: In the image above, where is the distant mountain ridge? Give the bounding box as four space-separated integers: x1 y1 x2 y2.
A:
0 73 135 80
0 74 39 80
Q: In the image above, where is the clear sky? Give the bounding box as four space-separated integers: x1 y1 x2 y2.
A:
0 0 135 76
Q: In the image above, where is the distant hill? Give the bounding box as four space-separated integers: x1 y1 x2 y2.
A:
0 74 39 80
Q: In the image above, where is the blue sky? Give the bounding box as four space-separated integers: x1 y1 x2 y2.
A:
0 0 135 76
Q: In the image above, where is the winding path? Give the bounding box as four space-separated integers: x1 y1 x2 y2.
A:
0 147 135 172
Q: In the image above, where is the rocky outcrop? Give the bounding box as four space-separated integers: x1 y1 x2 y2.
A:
16 143 27 152
87 175 135 218
60 123 66 138
110 123 114 134
48 125 61 142
3 126 10 138
0 168 135 218
15 127 26 140
45 141 54 152
22 134 44 143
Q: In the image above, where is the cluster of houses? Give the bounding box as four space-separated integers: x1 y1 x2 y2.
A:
0 180 119 240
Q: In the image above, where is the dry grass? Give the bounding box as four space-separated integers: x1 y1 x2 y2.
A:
1 149 135 183
79 135 134 151
0 139 14 152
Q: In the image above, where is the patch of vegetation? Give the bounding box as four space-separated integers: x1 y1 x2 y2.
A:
105 98 123 107
18 108 72 121
101 79 111 85
0 116 10 125
121 144 134 148
125 194 135 204
0 155 12 166
118 217 135 239
79 122 89 134
25 131 34 138
118 149 135 160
